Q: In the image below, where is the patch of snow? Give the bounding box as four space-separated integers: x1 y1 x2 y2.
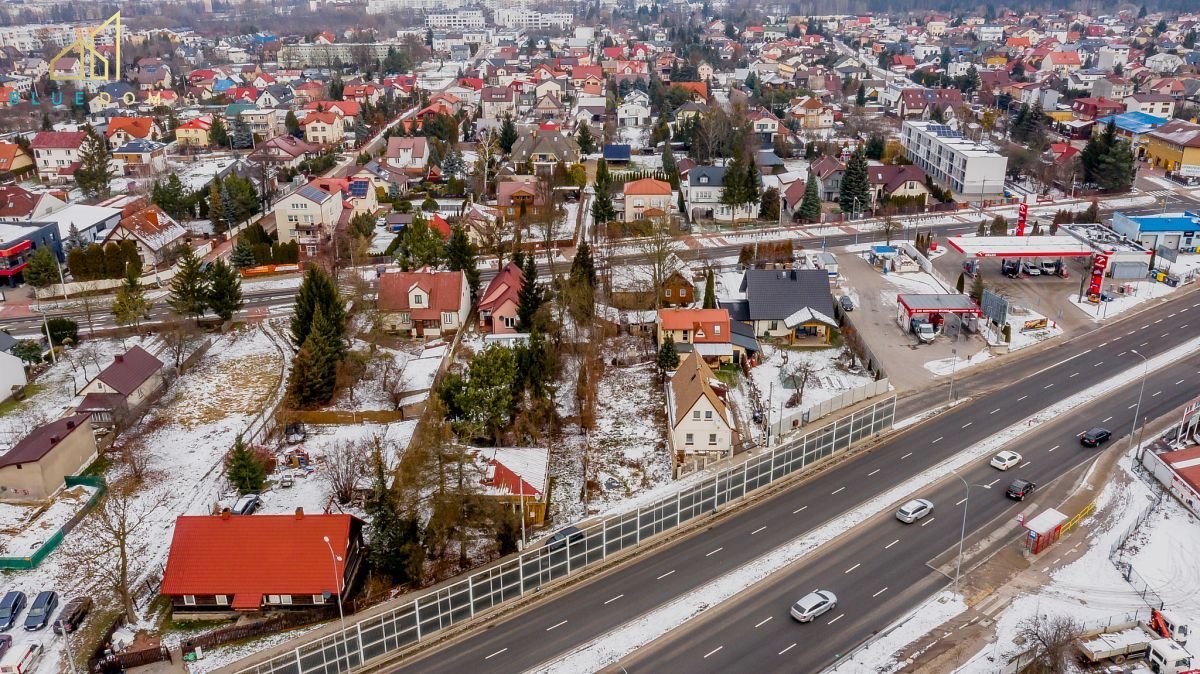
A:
1067 281 1177 321
924 349 993 376
835 591 969 673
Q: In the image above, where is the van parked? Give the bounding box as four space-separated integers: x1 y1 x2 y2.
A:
52 596 91 635
0 593 25 631
0 641 41 674
23 591 56 631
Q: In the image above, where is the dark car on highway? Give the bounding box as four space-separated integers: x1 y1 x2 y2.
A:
1080 428 1112 447
1006 480 1037 501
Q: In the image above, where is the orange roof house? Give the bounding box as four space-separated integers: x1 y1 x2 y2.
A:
478 261 525 334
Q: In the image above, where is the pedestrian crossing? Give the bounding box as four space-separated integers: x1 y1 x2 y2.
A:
1142 189 1176 197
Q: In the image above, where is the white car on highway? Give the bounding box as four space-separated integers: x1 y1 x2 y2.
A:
790 590 837 622
990 450 1023 471
895 498 933 524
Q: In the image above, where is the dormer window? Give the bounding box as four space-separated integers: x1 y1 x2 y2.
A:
700 176 709 184
414 295 424 305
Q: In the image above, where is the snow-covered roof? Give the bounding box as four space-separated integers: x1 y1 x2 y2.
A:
473 447 549 498
783 306 837 329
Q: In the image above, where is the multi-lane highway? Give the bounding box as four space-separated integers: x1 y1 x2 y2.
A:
389 287 1200 674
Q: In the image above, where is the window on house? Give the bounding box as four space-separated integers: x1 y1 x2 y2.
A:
769 321 779 331
665 288 672 297
183 595 196 606
414 295 424 305
709 433 718 445
705 410 713 420
313 594 326 604
267 595 281 604
442 312 454 325
714 325 721 335
693 410 700 420
682 330 689 341
400 312 410 323
503 316 516 328
216 595 229 606
280 595 293 605
685 433 694 445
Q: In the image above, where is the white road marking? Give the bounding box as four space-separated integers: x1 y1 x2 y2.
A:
1129 403 1139 409
1154 319 1163 324
1102 416 1113 423
873 587 889 597
779 643 797 656
984 479 1000 488
751 526 767 535
1044 383 1055 389
885 539 900 549
990 408 1000 414
657 570 675 580
604 594 624 605
1141 324 1151 329
921 517 937 526
1126 331 1136 336
1049 445 1060 452
485 648 508 660
1184 324 1191 329
755 616 773 628
1098 341 1109 347
1020 461 1031 468
1094 361 1104 367
932 436 943 443
828 613 844 625
546 620 568 631
1118 351 1127 356
1178 380 1186 385
793 506 808 514
1069 372 1079 378
1163 333 1170 338
1139 342 1149 347
1169 313 1177 318
705 548 723 557
962 421 974 428
845 563 861 574
868 468 881 477
956 498 967 505
831 486 846 495
1018 395 1028 401
1153 391 1162 397
901 452 913 459
704 646 723 659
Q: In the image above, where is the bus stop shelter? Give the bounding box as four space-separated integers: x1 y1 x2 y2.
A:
1024 508 1069 554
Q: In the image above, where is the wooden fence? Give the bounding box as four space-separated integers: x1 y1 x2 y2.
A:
182 608 336 656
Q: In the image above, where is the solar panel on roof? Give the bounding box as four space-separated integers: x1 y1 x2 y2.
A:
349 181 369 197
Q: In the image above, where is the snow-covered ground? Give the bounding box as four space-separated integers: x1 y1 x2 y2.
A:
742 344 876 432
924 349 993 377
835 591 969 672
996 304 1065 351
1067 280 1177 320
169 154 241 193
0 483 97 557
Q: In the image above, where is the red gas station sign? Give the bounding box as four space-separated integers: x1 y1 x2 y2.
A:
1088 253 1109 299
1015 202 1029 237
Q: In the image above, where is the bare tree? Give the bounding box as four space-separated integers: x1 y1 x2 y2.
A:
160 320 201 371
534 177 565 277
882 216 902 245
379 354 411 410
638 216 679 310
76 280 103 338
120 440 156 485
324 438 368 505
1016 613 1083 674
785 358 818 408
63 485 156 623
472 129 500 198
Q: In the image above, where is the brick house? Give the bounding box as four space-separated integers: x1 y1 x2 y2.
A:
378 269 470 337
478 261 524 334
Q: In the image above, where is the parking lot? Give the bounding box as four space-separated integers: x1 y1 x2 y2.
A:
836 249 989 393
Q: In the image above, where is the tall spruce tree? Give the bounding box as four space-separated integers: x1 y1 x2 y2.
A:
167 246 209 321
798 170 821 223
703 270 716 308
446 224 481 298
286 309 339 408
205 258 243 321
225 434 265 493
576 123 597 155
290 265 345 351
499 115 518 153
570 240 596 287
516 254 544 330
839 148 871 217
231 237 257 269
75 125 114 198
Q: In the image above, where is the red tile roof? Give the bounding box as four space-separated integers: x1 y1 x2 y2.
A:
479 261 524 313
106 117 155 139
161 514 361 604
658 308 730 343
94 345 162 396
623 178 672 196
31 130 87 149
378 270 464 319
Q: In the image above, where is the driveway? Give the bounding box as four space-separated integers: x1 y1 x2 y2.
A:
836 248 987 393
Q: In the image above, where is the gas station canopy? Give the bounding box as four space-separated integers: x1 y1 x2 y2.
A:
897 294 982 316
946 235 1095 258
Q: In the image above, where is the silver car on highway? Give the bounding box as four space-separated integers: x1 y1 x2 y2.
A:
895 498 933 524
790 590 837 622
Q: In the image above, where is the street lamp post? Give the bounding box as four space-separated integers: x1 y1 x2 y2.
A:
947 316 961 404
953 472 969 594
322 535 349 672
1129 349 1150 462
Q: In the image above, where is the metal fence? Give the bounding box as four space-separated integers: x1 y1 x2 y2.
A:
1109 494 1166 611
233 397 897 674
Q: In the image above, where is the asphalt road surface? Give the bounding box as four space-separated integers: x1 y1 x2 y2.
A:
389 287 1200 674
617 355 1200 674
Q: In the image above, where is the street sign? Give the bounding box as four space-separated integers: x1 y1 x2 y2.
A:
980 288 1009 326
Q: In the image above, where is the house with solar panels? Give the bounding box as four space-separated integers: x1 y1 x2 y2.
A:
901 120 1008 201
276 183 344 257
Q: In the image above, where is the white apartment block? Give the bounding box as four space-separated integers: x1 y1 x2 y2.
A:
278 43 394 68
366 0 465 13
425 10 486 30
493 8 573 30
901 120 1008 199
0 24 74 52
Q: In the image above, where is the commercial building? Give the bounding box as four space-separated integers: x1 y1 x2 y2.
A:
1111 211 1200 254
1145 119 1200 176
278 43 394 69
425 10 486 30
901 120 1008 199
494 8 574 30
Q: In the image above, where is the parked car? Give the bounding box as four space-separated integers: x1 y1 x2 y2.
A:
22 592 56 631
231 493 261 515
1021 262 1042 276
547 526 584 552
1080 427 1112 447
990 450 1023 471
790 590 837 622
895 498 933 524
1006 480 1037 501
51 597 91 635
0 593 25 631
839 295 854 312
0 635 10 660
1001 261 1020 278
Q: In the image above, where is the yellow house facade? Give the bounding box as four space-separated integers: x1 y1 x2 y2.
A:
1145 119 1200 172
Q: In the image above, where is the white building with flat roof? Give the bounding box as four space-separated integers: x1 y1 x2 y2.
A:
901 120 1008 200
494 8 573 30
425 10 486 30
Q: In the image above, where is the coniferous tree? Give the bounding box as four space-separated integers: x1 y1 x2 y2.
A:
595 157 611 193
287 307 339 408
446 224 480 298
231 237 257 269
219 180 236 233
225 434 266 493
23 247 59 295
839 148 871 217
656 334 680 373
205 259 243 321
112 267 150 330
285 110 300 136
516 254 544 330
798 170 821 223
310 297 346 362
855 82 866 107
209 116 230 149
570 241 596 288
661 142 679 186
576 123 597 155
167 246 209 321
499 115 518 153
207 181 224 232
75 125 113 198
290 265 345 352
590 187 616 225
703 270 716 309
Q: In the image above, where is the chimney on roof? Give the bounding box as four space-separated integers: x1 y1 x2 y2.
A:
221 509 231 519
295 507 304 518
66 420 75 429
115 354 124 363
49 435 59 443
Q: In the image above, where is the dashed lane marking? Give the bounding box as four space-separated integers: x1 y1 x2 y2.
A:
604 594 624 605
873 587 889 597
485 649 508 660
704 646 723 659
546 620 567 631
755 616 773 628
885 539 899 549
657 570 675 580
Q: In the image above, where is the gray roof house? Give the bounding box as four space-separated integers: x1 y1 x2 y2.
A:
721 269 836 344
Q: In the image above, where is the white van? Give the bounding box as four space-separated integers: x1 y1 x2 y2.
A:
0 642 42 674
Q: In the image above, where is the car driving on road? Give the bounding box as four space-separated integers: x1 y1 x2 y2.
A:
895 498 933 524
1006 479 1037 501
990 450 1023 471
1080 428 1112 447
790 590 837 622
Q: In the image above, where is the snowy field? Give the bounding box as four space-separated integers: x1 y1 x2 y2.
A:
1067 279 1177 320
0 483 97 557
742 344 876 432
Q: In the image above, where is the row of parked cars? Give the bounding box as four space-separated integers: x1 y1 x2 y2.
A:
0 591 90 634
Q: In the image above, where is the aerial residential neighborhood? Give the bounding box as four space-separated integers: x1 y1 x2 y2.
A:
0 1 1198 674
